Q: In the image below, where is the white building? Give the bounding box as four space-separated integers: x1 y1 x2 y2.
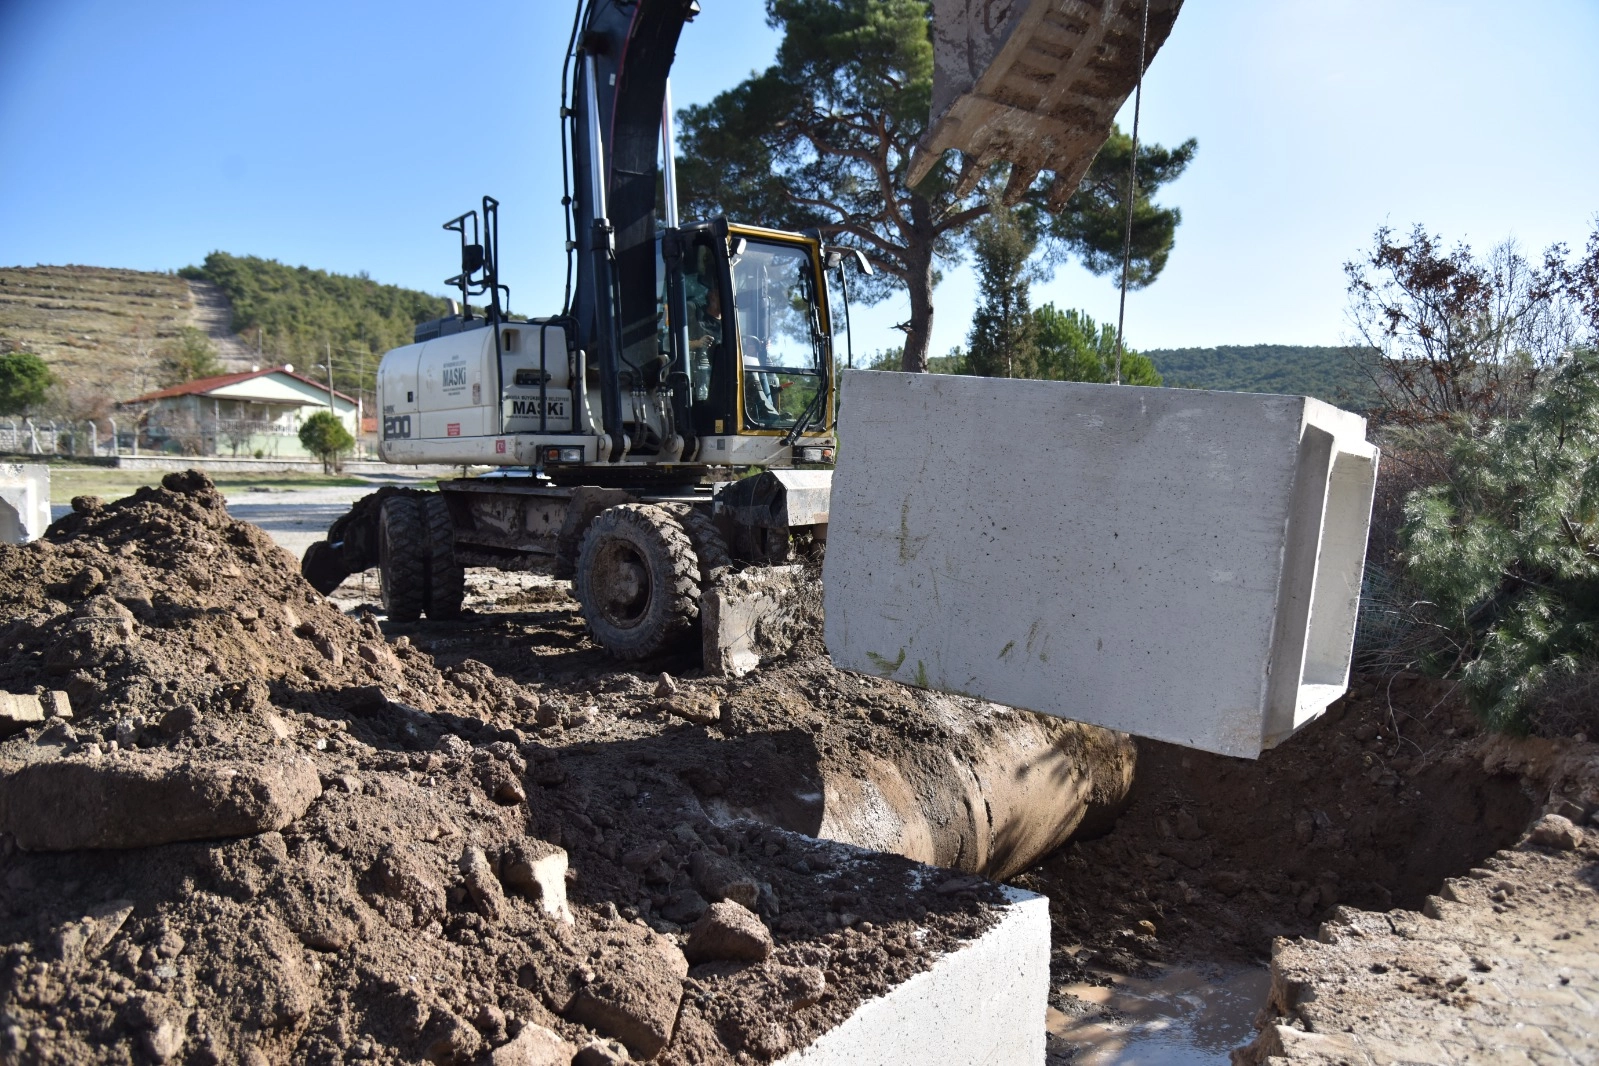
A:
123 365 358 458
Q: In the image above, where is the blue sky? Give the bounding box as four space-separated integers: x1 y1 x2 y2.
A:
2 0 1595 359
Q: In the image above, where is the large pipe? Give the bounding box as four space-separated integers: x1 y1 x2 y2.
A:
710 697 1135 881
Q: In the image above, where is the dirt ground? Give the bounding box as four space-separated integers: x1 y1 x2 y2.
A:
1 473 1595 1064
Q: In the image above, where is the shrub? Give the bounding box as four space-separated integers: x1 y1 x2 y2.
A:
1401 346 1599 729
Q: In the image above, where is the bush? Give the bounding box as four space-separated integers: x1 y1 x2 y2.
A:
298 410 354 473
0 350 53 416
1401 347 1599 730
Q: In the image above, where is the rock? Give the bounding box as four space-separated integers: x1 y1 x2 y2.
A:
358 642 399 669
653 673 677 698
563 926 688 1060
1528 813 1582 851
689 850 760 911
1173 810 1205 840
493 776 528 806
54 899 135 964
159 703 201 737
664 694 720 726
368 844 447 926
422 1008 481 1064
776 965 826 1010
313 635 344 668
488 1022 577 1066
0 754 321 850
658 887 709 925
501 839 573 923
685 900 773 964
142 1020 185 1063
460 845 506 922
574 1039 633 1065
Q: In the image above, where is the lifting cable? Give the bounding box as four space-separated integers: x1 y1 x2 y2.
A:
1112 0 1150 386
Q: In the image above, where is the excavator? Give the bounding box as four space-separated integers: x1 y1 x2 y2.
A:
302 0 1186 661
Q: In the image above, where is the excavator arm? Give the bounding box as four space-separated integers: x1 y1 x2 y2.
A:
566 0 1184 458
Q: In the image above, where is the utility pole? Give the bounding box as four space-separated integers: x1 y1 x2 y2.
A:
324 341 337 412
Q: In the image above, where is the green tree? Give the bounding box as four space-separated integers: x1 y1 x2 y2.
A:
157 327 222 386
1033 304 1162 386
966 201 1038 378
1402 347 1599 730
0 349 53 415
677 0 1195 373
298 410 354 473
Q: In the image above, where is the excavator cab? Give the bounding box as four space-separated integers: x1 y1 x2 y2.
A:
655 221 837 465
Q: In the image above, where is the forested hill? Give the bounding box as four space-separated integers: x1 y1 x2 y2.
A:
179 253 452 367
1146 345 1377 410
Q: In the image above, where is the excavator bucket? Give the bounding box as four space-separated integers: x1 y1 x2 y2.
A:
908 0 1184 203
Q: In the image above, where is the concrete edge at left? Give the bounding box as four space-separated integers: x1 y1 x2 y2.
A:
0 464 50 545
776 887 1049 1066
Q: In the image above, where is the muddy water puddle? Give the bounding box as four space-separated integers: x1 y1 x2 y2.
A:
1046 963 1270 1064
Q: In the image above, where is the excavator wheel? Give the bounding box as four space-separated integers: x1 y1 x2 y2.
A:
422 494 464 620
663 503 733 587
300 539 350 595
378 496 427 623
575 503 701 660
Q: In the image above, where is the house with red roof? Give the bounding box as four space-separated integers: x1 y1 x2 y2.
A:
121 365 359 458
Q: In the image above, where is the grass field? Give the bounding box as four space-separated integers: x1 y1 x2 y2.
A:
33 460 391 505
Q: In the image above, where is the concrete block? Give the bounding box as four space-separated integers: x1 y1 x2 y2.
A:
823 371 1378 759
777 887 1048 1065
0 463 51 544
0 690 69 737
702 564 819 677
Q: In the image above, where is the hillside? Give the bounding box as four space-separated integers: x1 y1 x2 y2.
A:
0 258 454 414
179 253 452 400
0 265 196 412
1147 344 1377 409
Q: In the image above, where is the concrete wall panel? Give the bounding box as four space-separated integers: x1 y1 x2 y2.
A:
822 371 1377 759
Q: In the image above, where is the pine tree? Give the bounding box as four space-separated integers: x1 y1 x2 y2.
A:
1033 304 1162 386
1402 347 1599 728
966 203 1038 379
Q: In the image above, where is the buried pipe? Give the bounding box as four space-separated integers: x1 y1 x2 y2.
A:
711 695 1136 882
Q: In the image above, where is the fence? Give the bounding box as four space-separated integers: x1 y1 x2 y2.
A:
0 419 124 458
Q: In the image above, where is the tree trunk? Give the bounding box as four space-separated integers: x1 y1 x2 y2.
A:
899 196 937 373
901 259 934 373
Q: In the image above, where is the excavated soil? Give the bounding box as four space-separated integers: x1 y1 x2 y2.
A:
0 475 1009 1066
2 473 1592 1064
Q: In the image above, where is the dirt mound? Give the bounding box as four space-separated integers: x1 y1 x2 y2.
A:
0 473 1009 1065
1016 673 1539 987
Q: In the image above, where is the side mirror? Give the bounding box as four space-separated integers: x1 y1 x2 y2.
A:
462 244 485 275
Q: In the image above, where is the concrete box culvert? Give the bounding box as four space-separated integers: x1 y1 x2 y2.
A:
778 886 1049 1066
0 464 51 545
823 371 1379 759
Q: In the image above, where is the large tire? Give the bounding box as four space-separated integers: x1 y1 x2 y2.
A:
301 539 350 595
378 496 427 623
664 503 733 587
575 503 701 660
423 494 465 620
